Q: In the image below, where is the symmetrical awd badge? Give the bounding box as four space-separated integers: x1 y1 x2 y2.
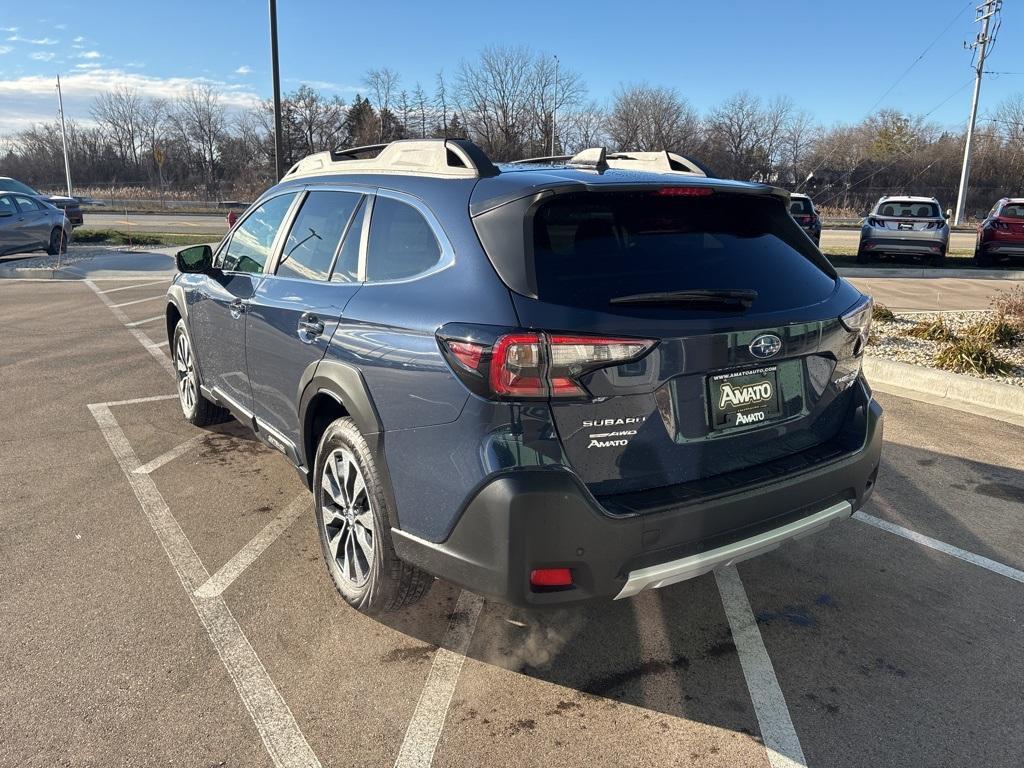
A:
749 334 782 359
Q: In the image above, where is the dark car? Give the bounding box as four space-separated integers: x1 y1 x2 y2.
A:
0 177 84 227
166 139 882 614
975 197 1024 266
0 191 71 257
789 193 821 245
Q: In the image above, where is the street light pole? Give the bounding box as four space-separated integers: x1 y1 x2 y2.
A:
269 0 285 181
954 0 1001 226
56 75 73 197
550 55 559 156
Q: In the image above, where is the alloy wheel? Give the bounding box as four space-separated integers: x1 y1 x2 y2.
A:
320 448 375 587
174 332 197 414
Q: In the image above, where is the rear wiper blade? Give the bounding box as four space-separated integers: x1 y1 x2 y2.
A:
609 289 758 308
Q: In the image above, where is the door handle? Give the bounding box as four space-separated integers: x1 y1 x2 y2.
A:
229 298 247 319
298 312 325 339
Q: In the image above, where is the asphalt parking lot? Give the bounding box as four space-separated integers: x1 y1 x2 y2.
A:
2 277 1022 768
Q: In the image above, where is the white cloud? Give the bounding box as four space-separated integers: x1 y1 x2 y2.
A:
55 24 67 30
73 36 84 42
235 65 251 75
0 69 263 132
0 45 11 55
79 50 101 59
7 35 59 45
30 51 55 61
0 27 18 33
74 62 101 70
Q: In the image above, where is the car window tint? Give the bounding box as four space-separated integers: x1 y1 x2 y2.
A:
14 196 40 212
221 193 297 274
1001 204 1024 219
789 198 812 215
277 191 361 281
365 197 442 282
331 197 365 283
0 196 16 216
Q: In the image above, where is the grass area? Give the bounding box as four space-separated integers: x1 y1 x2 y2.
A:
72 228 216 247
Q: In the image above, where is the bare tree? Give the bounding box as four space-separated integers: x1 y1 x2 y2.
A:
363 67 400 140
168 84 227 189
91 87 147 169
434 70 449 137
607 84 700 153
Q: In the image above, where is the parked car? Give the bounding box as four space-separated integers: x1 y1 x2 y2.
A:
166 139 882 614
0 191 71 257
857 196 949 266
789 192 821 245
0 177 84 227
975 198 1024 266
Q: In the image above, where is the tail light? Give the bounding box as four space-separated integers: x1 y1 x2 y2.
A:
991 220 1010 231
868 217 884 228
840 296 872 358
439 327 655 400
530 568 573 588
654 186 713 197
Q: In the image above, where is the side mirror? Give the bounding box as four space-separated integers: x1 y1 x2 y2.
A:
944 210 951 220
176 244 214 274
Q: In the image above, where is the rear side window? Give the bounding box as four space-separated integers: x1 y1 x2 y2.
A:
0 196 16 216
277 191 361 281
789 198 813 215
220 193 297 274
531 191 836 312
878 201 940 218
1000 204 1024 219
14 196 41 212
365 197 441 282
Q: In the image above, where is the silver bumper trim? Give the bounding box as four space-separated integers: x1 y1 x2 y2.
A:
614 500 853 599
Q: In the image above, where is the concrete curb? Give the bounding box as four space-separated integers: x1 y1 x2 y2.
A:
838 267 1024 279
864 356 1024 420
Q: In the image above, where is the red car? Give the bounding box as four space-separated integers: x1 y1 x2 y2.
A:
975 198 1024 266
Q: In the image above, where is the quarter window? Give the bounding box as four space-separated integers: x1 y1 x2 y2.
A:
220 193 297 274
365 196 442 282
277 191 362 281
331 197 365 283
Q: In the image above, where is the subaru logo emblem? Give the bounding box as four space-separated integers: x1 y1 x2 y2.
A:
749 334 782 359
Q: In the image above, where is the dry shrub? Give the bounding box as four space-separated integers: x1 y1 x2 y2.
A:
934 338 1013 376
872 302 896 323
905 316 957 342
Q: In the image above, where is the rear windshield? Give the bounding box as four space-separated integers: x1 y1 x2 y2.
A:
789 198 813 215
531 191 836 312
877 201 940 218
1000 203 1024 219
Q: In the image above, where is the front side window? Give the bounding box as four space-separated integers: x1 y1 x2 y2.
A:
220 193 297 274
14 196 41 213
277 191 362 281
365 196 442 282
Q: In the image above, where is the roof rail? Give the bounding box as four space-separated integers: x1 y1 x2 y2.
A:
508 148 712 177
284 138 499 180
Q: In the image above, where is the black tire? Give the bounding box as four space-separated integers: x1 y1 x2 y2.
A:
314 417 432 614
45 227 66 256
856 245 871 264
172 320 230 427
974 245 993 268
930 247 947 268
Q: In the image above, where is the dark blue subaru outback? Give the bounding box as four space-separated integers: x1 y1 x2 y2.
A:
166 139 882 614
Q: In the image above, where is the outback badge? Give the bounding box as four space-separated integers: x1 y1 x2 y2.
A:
749 334 782 359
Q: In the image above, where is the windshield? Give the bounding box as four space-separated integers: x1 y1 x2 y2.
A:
877 200 940 218
789 198 813 215
0 178 39 196
531 191 835 313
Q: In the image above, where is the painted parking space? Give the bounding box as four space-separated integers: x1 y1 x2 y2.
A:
2 278 1022 767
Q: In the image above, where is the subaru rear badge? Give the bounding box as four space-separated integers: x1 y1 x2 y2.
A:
749 334 782 359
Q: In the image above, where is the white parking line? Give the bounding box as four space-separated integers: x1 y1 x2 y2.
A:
111 294 166 309
98 279 169 294
153 339 170 348
134 434 207 475
394 590 485 768
89 401 321 768
125 315 164 327
854 510 1024 584
715 566 807 768
85 280 173 376
195 494 310 599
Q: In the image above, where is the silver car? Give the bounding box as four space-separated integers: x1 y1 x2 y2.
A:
0 191 71 257
857 195 949 266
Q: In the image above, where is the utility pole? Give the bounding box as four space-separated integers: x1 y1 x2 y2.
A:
550 55 559 156
954 0 1001 225
55 75 73 197
269 0 285 181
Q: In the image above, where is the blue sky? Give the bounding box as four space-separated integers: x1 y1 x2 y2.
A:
1 0 1020 133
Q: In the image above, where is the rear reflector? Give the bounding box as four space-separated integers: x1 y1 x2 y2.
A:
530 568 573 588
655 186 714 197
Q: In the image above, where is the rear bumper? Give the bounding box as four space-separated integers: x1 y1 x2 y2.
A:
861 236 945 254
393 387 883 606
982 242 1024 256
